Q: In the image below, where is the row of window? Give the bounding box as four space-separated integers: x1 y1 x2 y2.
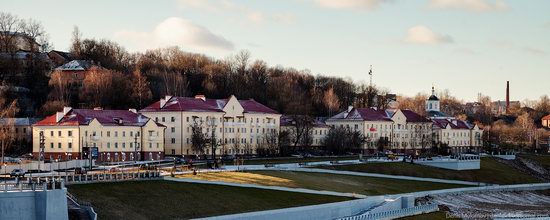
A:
156 116 277 125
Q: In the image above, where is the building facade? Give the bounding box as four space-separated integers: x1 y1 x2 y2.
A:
326 107 433 154
140 95 281 157
32 107 166 162
542 114 550 129
280 116 330 148
425 87 483 154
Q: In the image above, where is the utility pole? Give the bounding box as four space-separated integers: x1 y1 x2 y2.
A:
134 132 140 163
39 131 45 171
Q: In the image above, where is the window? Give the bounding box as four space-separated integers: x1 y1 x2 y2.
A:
115 131 118 137
68 143 72 148
58 143 62 148
50 143 53 148
85 131 88 137
156 143 160 148
130 131 133 137
68 131 73 137
107 131 111 137
171 117 175 122
123 131 126 137
162 117 165 122
149 143 152 148
171 127 175 133
171 138 175 144
155 117 158 122
122 143 126 148
130 143 133 148
115 143 118 148
186 117 189 122
107 142 111 148
58 131 62 137
50 131 54 137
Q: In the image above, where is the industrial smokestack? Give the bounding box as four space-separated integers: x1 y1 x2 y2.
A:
506 81 510 114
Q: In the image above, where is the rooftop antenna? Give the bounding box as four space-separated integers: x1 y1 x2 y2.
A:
368 65 373 88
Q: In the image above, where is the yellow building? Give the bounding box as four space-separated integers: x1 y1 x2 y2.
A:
140 95 281 157
32 107 166 162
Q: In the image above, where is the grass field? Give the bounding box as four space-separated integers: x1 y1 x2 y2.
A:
67 180 350 220
320 157 540 185
240 156 358 165
178 170 467 195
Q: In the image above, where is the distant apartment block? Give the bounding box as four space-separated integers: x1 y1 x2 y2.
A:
32 107 166 162
140 95 281 157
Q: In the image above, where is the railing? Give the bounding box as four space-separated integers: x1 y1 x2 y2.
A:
1 179 65 192
60 171 161 184
68 191 97 220
337 203 439 220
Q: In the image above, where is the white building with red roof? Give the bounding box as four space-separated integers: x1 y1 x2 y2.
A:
425 86 483 154
280 115 330 148
326 107 432 154
542 114 550 129
32 107 166 162
139 95 281 157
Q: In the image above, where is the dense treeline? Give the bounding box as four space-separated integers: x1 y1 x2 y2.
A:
43 27 383 117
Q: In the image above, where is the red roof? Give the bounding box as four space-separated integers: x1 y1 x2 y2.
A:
140 96 279 114
401 109 431 123
34 109 155 127
542 114 550 120
432 119 471 130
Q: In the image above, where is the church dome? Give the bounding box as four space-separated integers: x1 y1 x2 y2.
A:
428 95 439 101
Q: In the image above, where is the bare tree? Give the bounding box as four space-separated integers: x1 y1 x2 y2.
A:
48 71 71 104
323 87 340 116
190 119 208 157
131 69 152 109
0 95 18 166
70 26 83 59
0 12 23 54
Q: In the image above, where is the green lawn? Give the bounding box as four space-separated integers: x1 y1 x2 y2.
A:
321 157 540 185
240 156 358 165
67 180 350 220
179 170 467 196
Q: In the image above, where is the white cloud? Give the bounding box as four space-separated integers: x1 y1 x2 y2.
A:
429 0 509 12
314 0 390 10
405 26 453 44
113 17 234 52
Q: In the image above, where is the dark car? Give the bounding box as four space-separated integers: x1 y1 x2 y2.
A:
10 169 25 177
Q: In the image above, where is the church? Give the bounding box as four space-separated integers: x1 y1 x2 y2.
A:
425 86 484 154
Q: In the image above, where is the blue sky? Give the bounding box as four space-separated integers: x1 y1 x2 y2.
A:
3 0 549 102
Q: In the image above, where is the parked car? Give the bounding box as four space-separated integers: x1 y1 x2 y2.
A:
10 169 25 177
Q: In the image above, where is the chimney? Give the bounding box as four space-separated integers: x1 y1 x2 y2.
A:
506 81 510 114
195 94 206 101
55 112 64 123
63 106 72 114
343 106 353 118
160 95 172 108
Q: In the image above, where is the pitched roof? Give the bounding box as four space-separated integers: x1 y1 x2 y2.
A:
280 115 329 128
432 119 472 130
55 60 94 71
0 118 39 126
329 108 392 121
401 109 431 122
34 109 154 127
542 114 550 120
140 96 279 114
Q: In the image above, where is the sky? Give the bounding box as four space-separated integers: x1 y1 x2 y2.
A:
3 0 549 102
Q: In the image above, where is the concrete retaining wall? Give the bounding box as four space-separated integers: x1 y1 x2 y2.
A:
0 188 68 220
415 159 480 170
